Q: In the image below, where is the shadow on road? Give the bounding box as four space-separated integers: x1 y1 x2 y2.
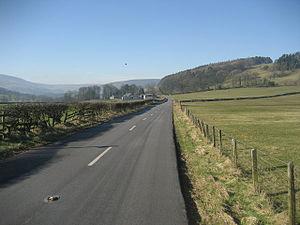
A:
0 105 155 188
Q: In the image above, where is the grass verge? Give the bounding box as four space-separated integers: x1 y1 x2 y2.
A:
173 103 287 225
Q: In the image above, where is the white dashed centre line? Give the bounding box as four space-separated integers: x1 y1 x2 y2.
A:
129 125 136 131
88 147 112 167
142 118 147 121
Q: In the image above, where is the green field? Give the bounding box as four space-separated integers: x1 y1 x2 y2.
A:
173 105 282 224
176 93 300 164
173 86 300 101
174 87 300 219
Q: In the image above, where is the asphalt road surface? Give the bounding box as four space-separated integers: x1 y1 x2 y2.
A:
0 100 188 225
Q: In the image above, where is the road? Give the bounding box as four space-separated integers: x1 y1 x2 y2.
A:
0 100 188 225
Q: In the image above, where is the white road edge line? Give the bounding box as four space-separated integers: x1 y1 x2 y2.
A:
142 118 147 121
88 147 112 167
129 125 136 131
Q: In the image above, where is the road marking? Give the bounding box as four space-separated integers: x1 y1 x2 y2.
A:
150 114 153 116
129 125 136 131
142 118 147 121
88 147 112 167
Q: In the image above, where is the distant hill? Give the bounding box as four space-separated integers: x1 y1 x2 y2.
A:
0 87 54 102
0 74 87 96
0 74 160 97
158 56 274 94
109 79 160 88
158 53 300 94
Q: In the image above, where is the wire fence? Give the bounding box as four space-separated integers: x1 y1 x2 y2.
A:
176 100 298 225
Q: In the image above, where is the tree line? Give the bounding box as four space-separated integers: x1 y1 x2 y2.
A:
274 52 300 71
64 84 145 101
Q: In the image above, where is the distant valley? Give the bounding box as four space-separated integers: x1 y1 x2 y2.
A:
0 74 160 101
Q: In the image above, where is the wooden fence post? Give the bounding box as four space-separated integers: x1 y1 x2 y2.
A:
205 124 209 142
251 149 259 192
288 162 296 225
199 120 203 133
212 126 216 147
197 119 201 130
232 138 238 167
219 129 222 153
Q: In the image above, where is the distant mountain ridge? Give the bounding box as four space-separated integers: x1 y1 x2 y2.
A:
0 87 54 102
0 74 84 96
0 74 160 97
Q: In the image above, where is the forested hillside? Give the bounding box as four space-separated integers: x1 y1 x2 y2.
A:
159 53 300 94
274 52 300 70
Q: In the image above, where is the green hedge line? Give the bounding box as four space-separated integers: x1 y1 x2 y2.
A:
0 100 151 138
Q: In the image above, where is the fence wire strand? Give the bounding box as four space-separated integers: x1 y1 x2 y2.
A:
179 102 298 220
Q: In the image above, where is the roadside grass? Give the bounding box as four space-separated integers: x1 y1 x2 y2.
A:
173 86 300 101
173 104 287 224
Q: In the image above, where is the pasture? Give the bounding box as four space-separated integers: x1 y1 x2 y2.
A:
174 86 300 220
173 86 300 101
179 94 300 164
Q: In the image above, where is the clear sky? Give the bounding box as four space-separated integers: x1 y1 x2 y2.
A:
0 0 299 84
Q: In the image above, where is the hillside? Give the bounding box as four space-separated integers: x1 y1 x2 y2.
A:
0 87 53 102
0 74 160 97
0 74 84 96
158 53 300 94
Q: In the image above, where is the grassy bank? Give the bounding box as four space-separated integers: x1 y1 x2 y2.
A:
173 104 287 224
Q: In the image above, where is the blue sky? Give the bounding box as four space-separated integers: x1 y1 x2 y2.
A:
0 0 299 84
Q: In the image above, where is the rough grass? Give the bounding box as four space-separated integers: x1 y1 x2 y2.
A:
173 104 287 224
173 86 300 101
248 65 300 86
